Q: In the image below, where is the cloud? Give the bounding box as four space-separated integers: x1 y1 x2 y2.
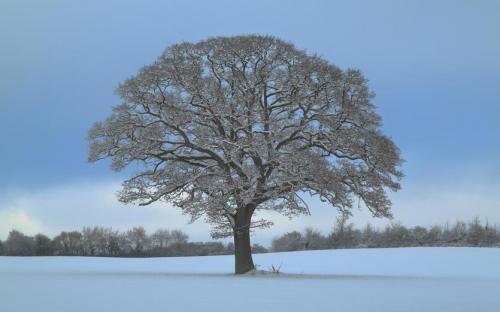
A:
0 210 46 238
0 181 344 244
0 181 211 241
0 176 499 245
389 180 500 227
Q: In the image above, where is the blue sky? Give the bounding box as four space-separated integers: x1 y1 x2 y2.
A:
1 0 499 244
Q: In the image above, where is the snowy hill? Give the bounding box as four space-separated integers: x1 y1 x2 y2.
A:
1 247 500 311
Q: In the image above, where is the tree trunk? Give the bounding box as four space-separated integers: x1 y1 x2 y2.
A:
233 208 255 274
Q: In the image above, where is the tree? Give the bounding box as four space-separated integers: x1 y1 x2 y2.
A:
466 217 486 246
5 230 35 256
443 221 467 245
125 227 150 255
303 228 328 250
103 228 122 256
425 225 443 246
151 229 172 249
330 216 361 249
381 223 411 247
170 229 189 245
88 35 403 273
82 227 100 256
251 243 268 254
272 231 305 252
482 220 499 246
150 229 188 255
361 223 378 247
34 233 54 256
53 231 83 255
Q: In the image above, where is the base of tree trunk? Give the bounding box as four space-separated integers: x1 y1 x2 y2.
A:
233 228 255 274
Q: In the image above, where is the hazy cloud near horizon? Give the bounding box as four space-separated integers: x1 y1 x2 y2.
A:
1 173 498 245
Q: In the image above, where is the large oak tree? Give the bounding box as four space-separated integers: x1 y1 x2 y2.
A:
88 35 403 274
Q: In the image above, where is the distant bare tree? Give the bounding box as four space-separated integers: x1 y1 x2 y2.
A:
251 243 268 254
330 216 361 248
88 35 403 273
151 229 171 249
53 231 83 255
425 225 443 245
5 230 35 256
483 220 500 246
361 223 378 247
150 229 188 252
82 227 100 256
303 227 328 250
272 231 305 252
125 227 150 255
106 229 123 256
89 227 121 256
467 217 487 246
170 229 189 245
34 234 53 256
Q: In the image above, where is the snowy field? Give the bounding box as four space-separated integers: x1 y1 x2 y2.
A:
1 247 500 312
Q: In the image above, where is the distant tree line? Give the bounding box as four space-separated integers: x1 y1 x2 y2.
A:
272 217 500 252
0 226 265 257
1 218 499 257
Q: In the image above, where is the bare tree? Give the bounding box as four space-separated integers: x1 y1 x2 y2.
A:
5 230 35 256
467 216 487 246
88 35 403 273
34 234 54 256
81 227 100 256
125 226 150 255
170 229 189 245
303 227 329 250
330 215 361 248
272 231 305 252
151 229 171 249
361 223 377 247
53 231 83 256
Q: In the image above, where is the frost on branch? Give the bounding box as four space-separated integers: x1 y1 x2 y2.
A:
88 35 403 238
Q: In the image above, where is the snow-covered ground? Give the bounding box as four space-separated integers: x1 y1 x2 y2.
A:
1 247 500 311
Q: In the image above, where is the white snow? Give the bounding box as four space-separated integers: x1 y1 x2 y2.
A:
1 247 500 311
